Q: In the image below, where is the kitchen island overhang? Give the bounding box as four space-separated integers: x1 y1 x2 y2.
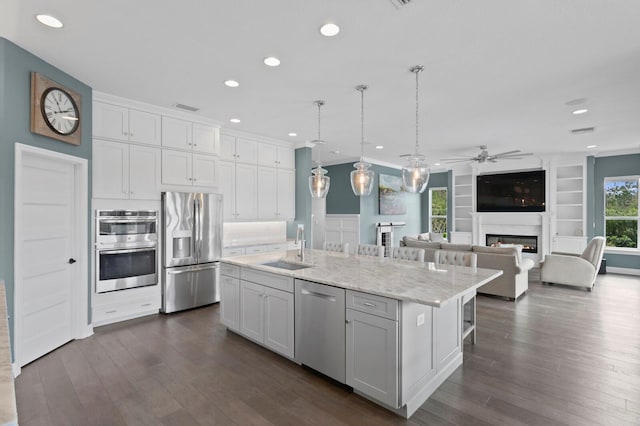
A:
220 249 502 418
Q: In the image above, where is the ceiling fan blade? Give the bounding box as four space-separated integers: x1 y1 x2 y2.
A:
444 158 474 163
441 157 474 161
494 152 534 158
490 150 521 157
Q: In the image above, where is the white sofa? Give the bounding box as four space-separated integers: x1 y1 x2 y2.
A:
401 236 534 300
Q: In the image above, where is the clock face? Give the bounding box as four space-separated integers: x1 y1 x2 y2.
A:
41 88 80 135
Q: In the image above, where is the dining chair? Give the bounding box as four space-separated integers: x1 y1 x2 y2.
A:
391 247 425 263
434 250 478 345
356 244 384 259
323 241 349 254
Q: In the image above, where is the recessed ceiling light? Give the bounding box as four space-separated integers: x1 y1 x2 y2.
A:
288 132 297 137
36 14 63 28
229 118 241 123
375 145 384 149
573 109 589 115
320 23 340 37
434 163 441 166
224 80 239 88
587 145 597 149
264 57 281 67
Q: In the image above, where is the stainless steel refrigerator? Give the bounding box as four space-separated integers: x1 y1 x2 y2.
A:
161 191 223 313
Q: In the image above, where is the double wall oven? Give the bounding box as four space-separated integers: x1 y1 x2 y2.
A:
95 210 158 293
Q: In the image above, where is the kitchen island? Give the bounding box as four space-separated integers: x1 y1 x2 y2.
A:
220 249 502 418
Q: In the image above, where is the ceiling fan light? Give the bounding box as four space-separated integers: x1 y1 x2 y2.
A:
309 165 330 198
351 162 375 196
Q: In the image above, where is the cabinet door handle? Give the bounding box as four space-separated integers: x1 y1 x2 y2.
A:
345 320 351 324
193 143 197 147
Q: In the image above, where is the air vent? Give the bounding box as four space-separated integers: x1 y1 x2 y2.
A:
571 126 595 134
389 0 413 9
173 103 200 112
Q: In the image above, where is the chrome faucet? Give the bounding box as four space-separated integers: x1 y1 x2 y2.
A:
295 224 305 262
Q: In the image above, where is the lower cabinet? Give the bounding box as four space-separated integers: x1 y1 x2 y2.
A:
221 266 295 359
346 308 399 408
92 285 160 327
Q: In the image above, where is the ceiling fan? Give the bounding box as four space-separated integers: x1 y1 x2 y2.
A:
442 145 534 164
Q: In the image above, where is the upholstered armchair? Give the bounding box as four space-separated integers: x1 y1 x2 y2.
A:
540 236 606 291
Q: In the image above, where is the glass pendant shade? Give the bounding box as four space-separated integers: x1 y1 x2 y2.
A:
309 165 330 198
350 161 374 196
402 158 430 193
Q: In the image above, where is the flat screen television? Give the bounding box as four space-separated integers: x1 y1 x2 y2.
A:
476 170 545 212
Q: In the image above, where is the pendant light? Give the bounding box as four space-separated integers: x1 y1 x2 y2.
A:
401 65 430 193
350 84 374 196
308 100 330 198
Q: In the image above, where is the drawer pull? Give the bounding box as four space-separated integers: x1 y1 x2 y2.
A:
105 310 117 314
141 303 152 307
363 302 377 307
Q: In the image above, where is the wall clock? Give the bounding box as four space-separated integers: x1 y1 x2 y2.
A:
30 72 82 145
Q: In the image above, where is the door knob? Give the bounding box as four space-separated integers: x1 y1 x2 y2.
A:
68 258 77 264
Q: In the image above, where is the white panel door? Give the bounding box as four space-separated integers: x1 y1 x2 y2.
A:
235 137 258 164
93 102 128 141
192 123 218 154
235 164 258 220
277 169 295 219
192 154 216 187
277 146 295 169
263 287 294 358
129 109 161 146
129 145 160 200
257 143 277 167
217 160 236 221
257 167 277 219
93 139 129 199
161 150 192 186
219 133 236 161
19 154 76 365
162 116 192 150
239 281 264 343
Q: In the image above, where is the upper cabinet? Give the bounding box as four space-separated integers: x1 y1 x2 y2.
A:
257 144 294 169
93 102 161 146
162 116 219 155
219 133 258 164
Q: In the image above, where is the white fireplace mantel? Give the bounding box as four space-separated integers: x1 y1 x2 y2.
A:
470 212 550 264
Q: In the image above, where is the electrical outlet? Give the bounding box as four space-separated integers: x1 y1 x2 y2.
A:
417 313 425 326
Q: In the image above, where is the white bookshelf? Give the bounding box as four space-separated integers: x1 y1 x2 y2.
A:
454 174 473 233
551 163 587 253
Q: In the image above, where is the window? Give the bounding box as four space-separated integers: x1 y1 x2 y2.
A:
429 188 447 236
604 177 639 249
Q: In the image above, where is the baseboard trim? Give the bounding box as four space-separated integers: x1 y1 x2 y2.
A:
606 267 640 276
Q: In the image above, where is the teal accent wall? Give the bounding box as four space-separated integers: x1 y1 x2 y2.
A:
286 147 312 239
419 171 451 237
590 153 640 270
325 163 422 246
325 163 360 214
0 37 93 357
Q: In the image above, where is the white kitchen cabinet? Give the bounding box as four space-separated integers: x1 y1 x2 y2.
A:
93 139 160 200
257 167 295 220
234 163 258 220
161 150 217 187
217 160 236 221
92 284 160 327
257 144 294 169
233 268 295 359
162 117 219 155
219 133 258 163
346 308 399 408
220 274 241 332
93 102 161 146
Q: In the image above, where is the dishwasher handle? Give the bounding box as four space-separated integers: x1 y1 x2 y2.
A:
300 288 337 302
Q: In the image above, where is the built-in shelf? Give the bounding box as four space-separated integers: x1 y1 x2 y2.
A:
553 163 585 242
454 174 473 232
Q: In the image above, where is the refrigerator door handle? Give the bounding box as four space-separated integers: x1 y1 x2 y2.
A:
167 264 219 274
192 198 199 262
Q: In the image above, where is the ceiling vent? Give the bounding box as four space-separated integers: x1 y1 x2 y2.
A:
571 126 596 134
389 0 413 9
173 103 200 112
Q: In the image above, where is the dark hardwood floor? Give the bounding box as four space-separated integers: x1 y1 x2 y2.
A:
15 271 640 425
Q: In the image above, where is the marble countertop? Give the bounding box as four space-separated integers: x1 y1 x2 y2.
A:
222 249 503 307
0 281 18 426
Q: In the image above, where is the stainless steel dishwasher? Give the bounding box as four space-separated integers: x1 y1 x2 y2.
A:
295 279 346 383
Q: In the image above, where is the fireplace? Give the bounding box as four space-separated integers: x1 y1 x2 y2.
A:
486 234 538 253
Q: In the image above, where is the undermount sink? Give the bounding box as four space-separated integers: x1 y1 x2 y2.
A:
262 260 312 271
